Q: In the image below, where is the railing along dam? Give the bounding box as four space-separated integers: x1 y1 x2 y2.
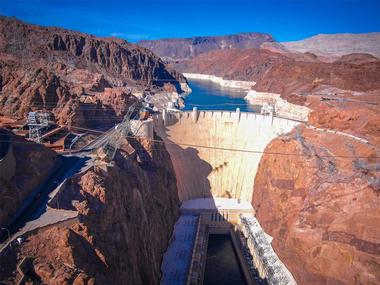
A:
154 109 301 202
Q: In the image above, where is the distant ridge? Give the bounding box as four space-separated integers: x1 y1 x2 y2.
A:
137 32 275 62
282 33 380 58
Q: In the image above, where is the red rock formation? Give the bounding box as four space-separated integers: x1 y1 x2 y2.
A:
0 136 180 284
308 100 380 145
176 48 380 103
0 17 187 127
252 126 380 285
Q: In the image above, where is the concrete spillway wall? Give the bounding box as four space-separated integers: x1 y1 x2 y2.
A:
239 214 297 285
154 109 300 202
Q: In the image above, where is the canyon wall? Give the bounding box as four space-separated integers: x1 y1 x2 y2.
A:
154 110 299 202
0 129 58 228
0 130 16 181
252 126 380 285
0 17 188 127
0 136 180 284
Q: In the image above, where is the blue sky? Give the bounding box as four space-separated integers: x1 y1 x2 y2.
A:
1 0 380 42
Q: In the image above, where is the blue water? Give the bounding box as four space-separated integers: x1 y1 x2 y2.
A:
182 79 259 112
204 235 247 285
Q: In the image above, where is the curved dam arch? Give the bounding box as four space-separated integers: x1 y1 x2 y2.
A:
154 109 301 202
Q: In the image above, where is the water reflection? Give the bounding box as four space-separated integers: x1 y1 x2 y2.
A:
183 79 258 112
204 235 247 285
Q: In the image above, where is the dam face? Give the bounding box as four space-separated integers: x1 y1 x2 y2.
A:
154 109 300 202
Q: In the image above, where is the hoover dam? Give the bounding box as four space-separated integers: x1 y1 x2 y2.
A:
154 108 300 284
1 9 379 285
154 108 300 202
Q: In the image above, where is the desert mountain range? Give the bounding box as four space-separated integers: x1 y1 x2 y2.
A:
138 32 380 61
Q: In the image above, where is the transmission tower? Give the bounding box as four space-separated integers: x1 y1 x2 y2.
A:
27 111 50 143
103 103 141 161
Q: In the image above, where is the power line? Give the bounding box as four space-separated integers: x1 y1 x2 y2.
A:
70 126 380 159
0 129 377 160
1 118 378 159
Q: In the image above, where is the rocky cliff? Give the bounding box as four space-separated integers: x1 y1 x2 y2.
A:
252 126 380 285
0 17 187 127
137 32 275 62
0 135 180 284
0 128 58 228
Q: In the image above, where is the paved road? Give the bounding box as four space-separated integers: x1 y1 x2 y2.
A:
0 155 87 244
0 125 118 244
78 127 117 153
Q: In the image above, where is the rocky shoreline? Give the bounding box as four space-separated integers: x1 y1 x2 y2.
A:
183 73 255 90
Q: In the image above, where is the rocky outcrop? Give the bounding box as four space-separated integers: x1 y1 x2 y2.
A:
137 32 275 62
282 33 380 58
0 16 188 127
0 128 58 228
252 126 380 285
0 135 180 284
308 99 380 146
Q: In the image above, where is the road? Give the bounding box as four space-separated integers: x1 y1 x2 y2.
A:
77 127 118 154
0 125 118 244
0 155 86 244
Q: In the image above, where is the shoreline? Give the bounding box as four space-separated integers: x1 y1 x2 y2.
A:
183 73 256 90
244 90 311 121
183 73 311 121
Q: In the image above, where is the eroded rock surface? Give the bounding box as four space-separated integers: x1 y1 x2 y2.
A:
0 17 187 127
252 126 380 285
0 136 179 284
176 48 380 103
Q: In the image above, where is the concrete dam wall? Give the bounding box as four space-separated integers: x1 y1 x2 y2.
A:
154 109 300 202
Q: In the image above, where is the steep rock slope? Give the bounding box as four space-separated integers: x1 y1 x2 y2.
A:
137 32 275 62
0 17 187 126
0 136 180 284
0 128 58 228
282 33 380 58
252 126 380 285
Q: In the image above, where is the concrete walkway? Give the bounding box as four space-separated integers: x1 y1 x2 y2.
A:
161 214 200 285
0 208 78 253
181 198 253 211
306 124 370 145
